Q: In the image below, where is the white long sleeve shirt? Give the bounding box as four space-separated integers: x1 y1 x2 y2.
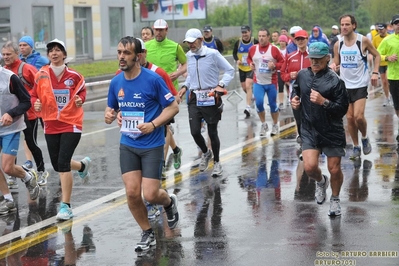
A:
183 45 234 90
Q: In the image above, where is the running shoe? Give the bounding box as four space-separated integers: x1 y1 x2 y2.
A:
270 124 279 136
146 201 160 220
56 202 73 220
199 150 212 171
78 157 91 179
135 230 156 252
212 162 223 177
165 194 179 229
328 198 341 216
37 170 49 186
361 137 372 155
296 135 302 144
173 148 182 170
315 175 329 205
0 199 16 215
25 170 39 200
23 160 33 169
350 146 361 160
244 108 251 118
260 123 269 137
6 176 18 189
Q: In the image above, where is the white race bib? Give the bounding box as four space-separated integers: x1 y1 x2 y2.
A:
120 111 144 139
54 89 70 110
194 89 215 107
241 54 249 66
341 51 358 68
259 59 271 73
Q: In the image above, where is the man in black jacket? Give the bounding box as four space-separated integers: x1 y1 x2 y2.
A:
291 42 349 217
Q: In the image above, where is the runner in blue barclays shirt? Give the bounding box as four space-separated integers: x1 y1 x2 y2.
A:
107 67 174 148
105 36 180 253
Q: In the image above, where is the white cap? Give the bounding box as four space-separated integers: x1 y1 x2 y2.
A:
332 25 339 30
137 38 146 51
370 25 375 30
47 38 66 51
183 28 203 43
153 19 168 29
289 26 302 35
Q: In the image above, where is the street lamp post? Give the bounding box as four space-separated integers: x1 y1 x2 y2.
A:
248 0 252 31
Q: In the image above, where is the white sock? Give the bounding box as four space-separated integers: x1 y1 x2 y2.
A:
22 172 32 183
361 135 368 140
3 193 13 202
318 175 326 185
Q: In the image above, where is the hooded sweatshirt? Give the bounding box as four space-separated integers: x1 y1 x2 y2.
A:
308 26 330 46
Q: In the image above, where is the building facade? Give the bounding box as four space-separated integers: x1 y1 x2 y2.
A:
0 0 134 62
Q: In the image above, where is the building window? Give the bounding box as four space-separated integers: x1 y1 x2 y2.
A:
109 7 124 47
32 6 53 51
0 7 11 48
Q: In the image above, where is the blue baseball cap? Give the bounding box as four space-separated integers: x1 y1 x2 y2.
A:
307 42 329 58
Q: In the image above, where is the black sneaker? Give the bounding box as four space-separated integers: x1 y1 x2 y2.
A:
135 230 156 252
165 194 179 229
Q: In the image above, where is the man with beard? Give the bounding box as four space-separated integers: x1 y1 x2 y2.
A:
105 36 180 252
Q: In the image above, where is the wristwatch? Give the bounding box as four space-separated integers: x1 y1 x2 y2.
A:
218 82 225 88
323 99 330 107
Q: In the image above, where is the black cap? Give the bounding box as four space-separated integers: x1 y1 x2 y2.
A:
241 25 250 32
377 23 387 29
391 14 399 25
203 25 212 32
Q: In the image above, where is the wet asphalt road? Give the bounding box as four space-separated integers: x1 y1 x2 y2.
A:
0 85 398 266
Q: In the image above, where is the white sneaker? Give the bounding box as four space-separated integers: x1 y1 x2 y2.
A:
383 98 389 107
315 175 329 205
270 124 279 136
212 162 223 177
328 198 341 216
260 123 269 137
38 170 49 186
